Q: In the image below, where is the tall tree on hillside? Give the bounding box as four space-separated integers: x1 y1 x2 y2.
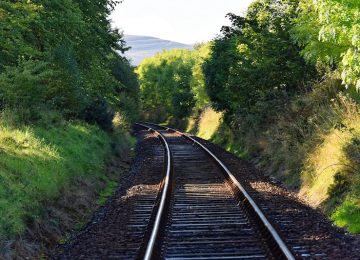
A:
203 0 316 117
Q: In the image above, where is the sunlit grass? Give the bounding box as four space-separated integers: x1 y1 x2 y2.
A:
294 95 360 233
300 127 353 206
196 107 223 140
0 121 112 238
186 117 196 133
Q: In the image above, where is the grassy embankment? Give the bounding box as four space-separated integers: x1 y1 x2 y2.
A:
0 111 134 245
188 80 360 233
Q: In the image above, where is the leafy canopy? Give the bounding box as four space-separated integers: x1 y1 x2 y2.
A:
203 0 316 115
137 47 210 121
293 0 360 90
0 0 139 125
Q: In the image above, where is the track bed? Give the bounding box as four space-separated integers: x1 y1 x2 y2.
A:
160 132 268 259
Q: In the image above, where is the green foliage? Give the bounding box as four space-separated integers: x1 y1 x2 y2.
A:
0 60 56 108
0 59 87 115
191 43 211 109
332 200 360 233
0 1 41 69
111 57 140 122
0 0 139 125
0 0 138 243
197 0 360 233
293 0 360 90
137 44 211 122
207 72 360 233
328 172 351 202
137 49 196 121
82 98 115 132
203 0 316 116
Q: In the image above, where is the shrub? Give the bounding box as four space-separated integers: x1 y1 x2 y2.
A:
82 98 114 132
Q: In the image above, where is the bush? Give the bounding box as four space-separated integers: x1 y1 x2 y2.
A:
82 98 115 132
136 48 203 122
0 59 87 117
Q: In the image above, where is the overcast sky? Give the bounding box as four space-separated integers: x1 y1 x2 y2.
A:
110 0 254 44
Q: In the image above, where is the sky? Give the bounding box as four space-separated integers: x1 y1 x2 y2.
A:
110 0 254 44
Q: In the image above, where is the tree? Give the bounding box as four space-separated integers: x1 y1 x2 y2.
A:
293 0 360 90
203 0 316 116
191 43 211 109
136 49 196 121
0 0 139 125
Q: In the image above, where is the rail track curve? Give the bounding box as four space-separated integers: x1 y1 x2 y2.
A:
135 122 295 260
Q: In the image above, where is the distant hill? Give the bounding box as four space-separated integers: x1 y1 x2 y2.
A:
123 35 193 66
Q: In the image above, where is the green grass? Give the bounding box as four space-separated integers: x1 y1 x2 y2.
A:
196 108 223 140
0 121 112 238
299 125 354 206
97 180 118 205
187 107 249 159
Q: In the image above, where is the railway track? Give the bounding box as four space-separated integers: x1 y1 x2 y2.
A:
136 122 295 260
57 122 359 259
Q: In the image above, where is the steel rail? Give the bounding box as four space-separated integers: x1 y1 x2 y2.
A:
137 121 295 260
135 123 172 260
183 134 295 260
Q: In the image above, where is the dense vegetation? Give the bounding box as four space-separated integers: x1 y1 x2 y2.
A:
136 44 210 125
0 0 139 127
1 0 359 255
293 0 360 91
0 0 139 253
137 0 360 233
204 1 316 116
202 0 360 233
